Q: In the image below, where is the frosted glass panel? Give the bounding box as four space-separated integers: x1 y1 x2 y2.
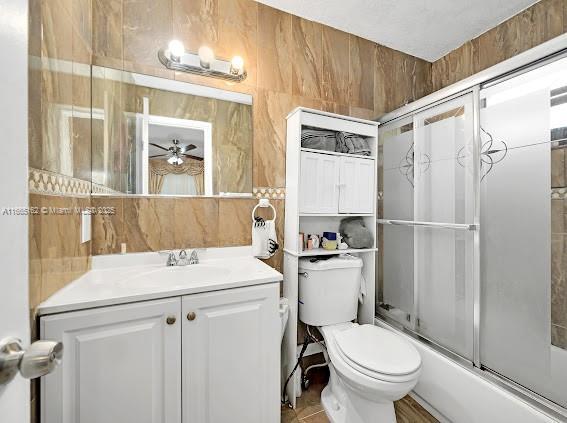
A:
480 57 567 407
415 227 474 358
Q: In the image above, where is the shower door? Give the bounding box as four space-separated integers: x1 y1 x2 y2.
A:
378 94 477 360
479 56 567 408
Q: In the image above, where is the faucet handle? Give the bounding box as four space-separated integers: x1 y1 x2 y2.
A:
158 250 178 266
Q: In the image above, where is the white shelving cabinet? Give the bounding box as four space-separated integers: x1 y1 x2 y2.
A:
282 107 379 408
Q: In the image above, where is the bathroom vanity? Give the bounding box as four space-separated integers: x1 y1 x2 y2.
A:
37 248 282 423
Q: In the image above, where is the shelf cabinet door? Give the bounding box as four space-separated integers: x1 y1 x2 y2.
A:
41 298 181 423
299 151 340 213
339 156 375 213
182 284 280 423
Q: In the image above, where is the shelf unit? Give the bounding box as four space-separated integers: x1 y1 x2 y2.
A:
282 107 379 407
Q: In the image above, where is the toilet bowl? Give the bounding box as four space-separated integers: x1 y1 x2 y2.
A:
298 256 422 423
318 323 421 423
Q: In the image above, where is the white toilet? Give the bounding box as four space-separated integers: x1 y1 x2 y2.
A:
298 256 421 423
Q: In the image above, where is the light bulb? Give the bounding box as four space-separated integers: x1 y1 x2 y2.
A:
198 46 215 69
230 56 244 75
168 40 185 61
167 156 183 165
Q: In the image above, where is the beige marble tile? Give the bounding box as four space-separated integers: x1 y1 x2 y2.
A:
92 0 123 68
551 234 567 328
551 199 566 235
253 89 293 188
42 0 73 61
321 101 349 116
349 106 376 121
552 324 567 349
217 0 258 87
551 147 566 189
29 195 44 312
173 0 218 54
218 198 256 246
432 40 479 91
34 195 91 303
122 197 220 252
477 0 564 71
349 36 375 110
257 4 292 94
292 16 322 100
321 26 349 104
92 196 124 254
123 0 173 76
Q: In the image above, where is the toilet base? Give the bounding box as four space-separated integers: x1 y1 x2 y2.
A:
321 376 396 423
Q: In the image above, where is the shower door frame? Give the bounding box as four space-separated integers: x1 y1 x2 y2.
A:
377 33 567 421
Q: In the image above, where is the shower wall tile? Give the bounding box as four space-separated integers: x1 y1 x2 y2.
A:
291 16 322 100
322 101 350 116
552 324 567 349
349 106 376 121
42 0 74 61
431 40 479 92
551 233 567 329
477 0 564 71
551 147 566 189
349 36 375 110
432 0 566 91
257 4 292 94
321 26 350 104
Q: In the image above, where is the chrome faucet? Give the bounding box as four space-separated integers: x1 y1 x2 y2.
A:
161 249 200 266
165 251 178 266
188 249 199 265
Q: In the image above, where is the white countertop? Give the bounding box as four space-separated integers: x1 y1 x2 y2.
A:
37 247 283 316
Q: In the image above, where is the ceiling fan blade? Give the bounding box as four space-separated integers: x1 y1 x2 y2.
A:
181 153 203 161
182 144 197 152
149 154 169 158
149 143 170 152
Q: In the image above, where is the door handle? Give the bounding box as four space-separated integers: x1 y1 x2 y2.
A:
0 337 63 385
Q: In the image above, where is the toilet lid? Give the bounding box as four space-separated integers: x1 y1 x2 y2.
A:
334 325 421 376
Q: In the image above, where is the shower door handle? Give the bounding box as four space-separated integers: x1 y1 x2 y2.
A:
377 219 477 231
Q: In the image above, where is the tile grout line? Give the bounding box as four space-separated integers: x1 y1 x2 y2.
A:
299 409 326 421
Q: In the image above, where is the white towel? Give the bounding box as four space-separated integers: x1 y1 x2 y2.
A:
252 220 278 259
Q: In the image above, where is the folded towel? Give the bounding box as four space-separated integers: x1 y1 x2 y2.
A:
301 129 337 151
336 132 371 156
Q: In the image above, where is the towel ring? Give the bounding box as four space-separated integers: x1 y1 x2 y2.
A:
251 199 276 222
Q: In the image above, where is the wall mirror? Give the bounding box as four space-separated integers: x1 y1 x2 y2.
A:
91 66 253 196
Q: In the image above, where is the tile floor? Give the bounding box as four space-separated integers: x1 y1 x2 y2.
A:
281 367 438 423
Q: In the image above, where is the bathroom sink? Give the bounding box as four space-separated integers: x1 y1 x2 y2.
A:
133 264 231 288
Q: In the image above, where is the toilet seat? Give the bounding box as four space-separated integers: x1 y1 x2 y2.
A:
322 324 421 384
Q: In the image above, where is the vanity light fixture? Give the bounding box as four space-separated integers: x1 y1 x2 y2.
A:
158 40 247 82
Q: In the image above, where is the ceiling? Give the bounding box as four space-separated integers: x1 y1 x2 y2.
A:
254 0 539 62
148 124 205 159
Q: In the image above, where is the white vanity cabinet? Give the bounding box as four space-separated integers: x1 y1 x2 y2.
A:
41 298 182 423
299 151 375 214
181 284 280 423
40 283 280 423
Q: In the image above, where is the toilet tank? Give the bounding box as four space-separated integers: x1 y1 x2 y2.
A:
298 256 363 326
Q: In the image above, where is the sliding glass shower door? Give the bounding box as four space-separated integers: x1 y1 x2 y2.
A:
479 56 567 408
378 94 477 360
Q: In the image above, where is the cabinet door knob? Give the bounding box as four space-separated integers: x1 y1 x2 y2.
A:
186 312 196 321
166 316 177 325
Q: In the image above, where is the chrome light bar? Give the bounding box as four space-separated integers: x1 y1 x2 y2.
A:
158 48 247 83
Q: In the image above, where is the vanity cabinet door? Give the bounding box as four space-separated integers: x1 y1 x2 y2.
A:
299 151 340 213
182 283 280 423
41 298 181 423
338 156 375 214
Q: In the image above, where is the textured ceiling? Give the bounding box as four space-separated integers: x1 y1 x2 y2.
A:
254 0 540 62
